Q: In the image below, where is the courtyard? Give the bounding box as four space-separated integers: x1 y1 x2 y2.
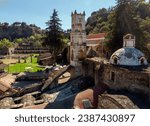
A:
2 54 44 73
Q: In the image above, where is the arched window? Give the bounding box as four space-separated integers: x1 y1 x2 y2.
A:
114 57 118 64
140 57 145 65
112 55 119 65
141 59 144 65
110 72 115 82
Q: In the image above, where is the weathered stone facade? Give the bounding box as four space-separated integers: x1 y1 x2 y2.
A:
102 65 150 89
38 53 55 66
83 58 150 99
70 11 87 76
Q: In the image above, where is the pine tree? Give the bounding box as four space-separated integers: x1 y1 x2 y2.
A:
44 9 63 56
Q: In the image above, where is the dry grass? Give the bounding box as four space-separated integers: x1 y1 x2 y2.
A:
1 58 19 64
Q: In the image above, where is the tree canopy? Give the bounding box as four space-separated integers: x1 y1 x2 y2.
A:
86 0 150 54
0 22 43 41
0 38 14 49
43 9 64 56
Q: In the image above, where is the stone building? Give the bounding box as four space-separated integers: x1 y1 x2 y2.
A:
82 57 150 107
70 11 87 75
86 33 106 57
83 34 149 85
82 34 150 106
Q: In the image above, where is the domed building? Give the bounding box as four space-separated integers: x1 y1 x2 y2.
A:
110 34 148 67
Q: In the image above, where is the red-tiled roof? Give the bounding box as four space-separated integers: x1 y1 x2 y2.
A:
87 33 106 40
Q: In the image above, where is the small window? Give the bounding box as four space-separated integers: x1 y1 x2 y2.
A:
141 59 144 65
110 72 115 82
71 50 74 61
112 55 118 65
139 57 145 65
114 58 118 64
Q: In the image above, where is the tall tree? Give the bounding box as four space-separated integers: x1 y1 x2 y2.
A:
106 0 144 52
44 9 63 56
0 38 14 49
85 0 150 59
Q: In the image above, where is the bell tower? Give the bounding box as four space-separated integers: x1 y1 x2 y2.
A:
123 34 135 47
70 10 86 76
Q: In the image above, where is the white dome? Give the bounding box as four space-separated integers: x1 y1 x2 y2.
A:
110 47 148 66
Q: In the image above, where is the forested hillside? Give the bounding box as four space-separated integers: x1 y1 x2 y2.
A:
0 22 44 41
86 0 150 54
86 8 110 35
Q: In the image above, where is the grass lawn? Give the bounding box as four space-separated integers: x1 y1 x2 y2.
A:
5 55 44 73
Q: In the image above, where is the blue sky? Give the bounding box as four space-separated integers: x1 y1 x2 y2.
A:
0 0 116 30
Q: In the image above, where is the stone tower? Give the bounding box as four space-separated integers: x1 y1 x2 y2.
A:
70 10 87 76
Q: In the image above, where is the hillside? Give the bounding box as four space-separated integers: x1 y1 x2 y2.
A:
86 0 150 54
0 22 44 41
86 8 110 35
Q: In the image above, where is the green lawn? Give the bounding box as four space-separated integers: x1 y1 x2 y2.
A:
5 55 44 73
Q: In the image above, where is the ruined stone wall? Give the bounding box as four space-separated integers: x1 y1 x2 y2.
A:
83 58 150 94
82 60 95 78
102 65 150 89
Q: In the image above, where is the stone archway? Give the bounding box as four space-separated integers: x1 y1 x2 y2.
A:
78 49 85 60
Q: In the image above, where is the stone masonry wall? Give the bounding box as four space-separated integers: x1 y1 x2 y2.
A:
83 58 150 95
102 65 150 89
